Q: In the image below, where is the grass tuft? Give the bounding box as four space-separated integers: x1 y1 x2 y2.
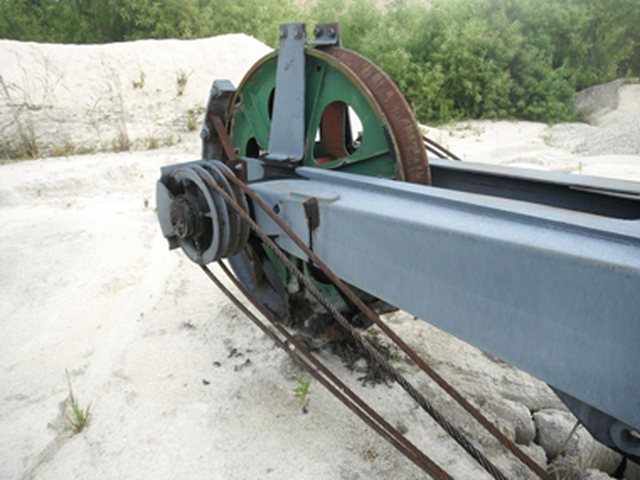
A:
65 370 91 434
293 377 311 414
176 70 190 97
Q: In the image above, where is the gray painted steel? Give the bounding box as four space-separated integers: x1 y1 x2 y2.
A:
248 166 640 436
267 23 306 162
201 79 236 161
429 158 640 218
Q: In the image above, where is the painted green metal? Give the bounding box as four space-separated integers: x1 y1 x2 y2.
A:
227 47 407 331
229 49 400 179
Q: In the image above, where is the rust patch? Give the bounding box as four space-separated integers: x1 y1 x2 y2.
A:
325 47 430 185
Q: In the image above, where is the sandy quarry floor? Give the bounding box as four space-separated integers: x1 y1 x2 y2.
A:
1 36 639 480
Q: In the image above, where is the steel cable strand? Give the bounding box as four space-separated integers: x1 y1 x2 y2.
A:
209 261 453 479
423 135 462 161
197 169 509 480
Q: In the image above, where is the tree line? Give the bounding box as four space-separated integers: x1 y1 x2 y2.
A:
1 0 638 124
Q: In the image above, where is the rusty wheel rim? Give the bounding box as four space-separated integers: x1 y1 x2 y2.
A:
323 47 430 185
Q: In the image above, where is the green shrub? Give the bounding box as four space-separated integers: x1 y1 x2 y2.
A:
1 0 637 124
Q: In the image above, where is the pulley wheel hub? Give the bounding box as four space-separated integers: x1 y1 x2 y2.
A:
156 161 249 265
170 195 201 240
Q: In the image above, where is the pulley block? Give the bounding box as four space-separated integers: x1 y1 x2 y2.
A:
156 160 249 264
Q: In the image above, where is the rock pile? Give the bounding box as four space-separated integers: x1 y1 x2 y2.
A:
548 78 640 156
372 312 640 479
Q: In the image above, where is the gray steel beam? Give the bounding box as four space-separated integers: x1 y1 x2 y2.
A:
430 158 640 219
248 166 640 436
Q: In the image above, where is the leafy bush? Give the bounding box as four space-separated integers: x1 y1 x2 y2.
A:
347 0 584 123
1 0 638 124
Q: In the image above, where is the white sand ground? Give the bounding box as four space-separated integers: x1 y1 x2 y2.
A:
1 37 639 480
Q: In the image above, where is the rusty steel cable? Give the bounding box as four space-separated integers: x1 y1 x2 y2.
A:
205 261 453 479
423 135 462 161
196 169 510 480
210 118 550 479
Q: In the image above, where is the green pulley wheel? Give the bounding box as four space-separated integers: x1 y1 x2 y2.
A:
226 47 429 340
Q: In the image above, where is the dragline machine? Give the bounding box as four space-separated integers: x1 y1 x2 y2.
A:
156 23 640 477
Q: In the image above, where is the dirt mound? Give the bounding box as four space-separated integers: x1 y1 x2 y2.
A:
575 78 640 126
542 79 640 156
574 113 640 155
0 35 271 159
546 112 640 156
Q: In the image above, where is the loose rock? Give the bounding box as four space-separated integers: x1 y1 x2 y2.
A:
534 409 622 474
483 398 536 445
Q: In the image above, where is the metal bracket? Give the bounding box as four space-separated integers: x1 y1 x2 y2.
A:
308 23 342 47
266 23 307 163
201 79 236 161
265 22 342 165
